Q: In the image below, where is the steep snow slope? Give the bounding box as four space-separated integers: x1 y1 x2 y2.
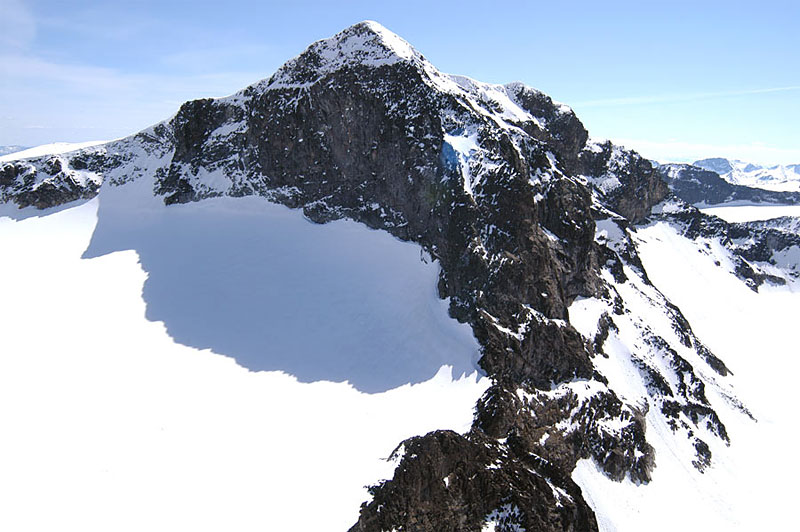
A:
636 221 798 530
0 198 489 532
572 218 800 531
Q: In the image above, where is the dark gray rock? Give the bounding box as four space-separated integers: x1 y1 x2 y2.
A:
0 156 100 209
577 141 669 223
351 430 599 532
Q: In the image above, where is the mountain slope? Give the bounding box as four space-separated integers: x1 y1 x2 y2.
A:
1 21 795 531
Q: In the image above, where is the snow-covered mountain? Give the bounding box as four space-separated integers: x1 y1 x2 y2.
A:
694 157 800 192
1 21 798 532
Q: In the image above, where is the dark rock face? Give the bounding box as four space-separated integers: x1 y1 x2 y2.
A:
0 157 100 209
577 141 669 223
505 83 589 170
478 383 654 484
351 430 598 532
658 163 800 205
746 216 800 237
0 21 749 531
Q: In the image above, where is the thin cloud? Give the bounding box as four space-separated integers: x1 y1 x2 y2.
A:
160 43 279 72
574 86 800 108
36 12 155 42
0 52 267 98
0 0 36 51
0 51 269 145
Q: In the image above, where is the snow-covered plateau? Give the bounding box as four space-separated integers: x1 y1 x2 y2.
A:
0 195 488 531
0 142 106 163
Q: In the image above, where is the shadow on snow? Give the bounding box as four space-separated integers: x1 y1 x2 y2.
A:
83 195 480 393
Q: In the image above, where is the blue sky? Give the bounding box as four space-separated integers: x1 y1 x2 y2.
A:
1 0 798 163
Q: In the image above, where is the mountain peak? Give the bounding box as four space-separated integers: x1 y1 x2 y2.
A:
255 21 426 90
352 20 418 60
693 157 734 174
317 20 420 64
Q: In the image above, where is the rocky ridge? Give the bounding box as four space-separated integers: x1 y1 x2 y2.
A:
0 21 776 531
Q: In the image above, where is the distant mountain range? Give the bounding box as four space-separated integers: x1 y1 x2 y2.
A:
656 161 800 206
0 145 29 157
693 157 800 193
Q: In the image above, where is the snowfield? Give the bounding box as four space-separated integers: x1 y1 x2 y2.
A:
572 219 800 531
0 141 108 163
699 202 800 223
0 198 489 532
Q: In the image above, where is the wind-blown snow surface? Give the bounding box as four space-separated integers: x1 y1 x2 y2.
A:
0 141 107 163
572 220 800 531
0 199 489 532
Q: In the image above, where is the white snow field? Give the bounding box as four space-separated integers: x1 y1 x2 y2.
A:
699 202 800 223
0 141 108 163
84 181 483 393
0 196 489 531
572 220 800 531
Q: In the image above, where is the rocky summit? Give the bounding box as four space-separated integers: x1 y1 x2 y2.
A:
2 21 794 531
